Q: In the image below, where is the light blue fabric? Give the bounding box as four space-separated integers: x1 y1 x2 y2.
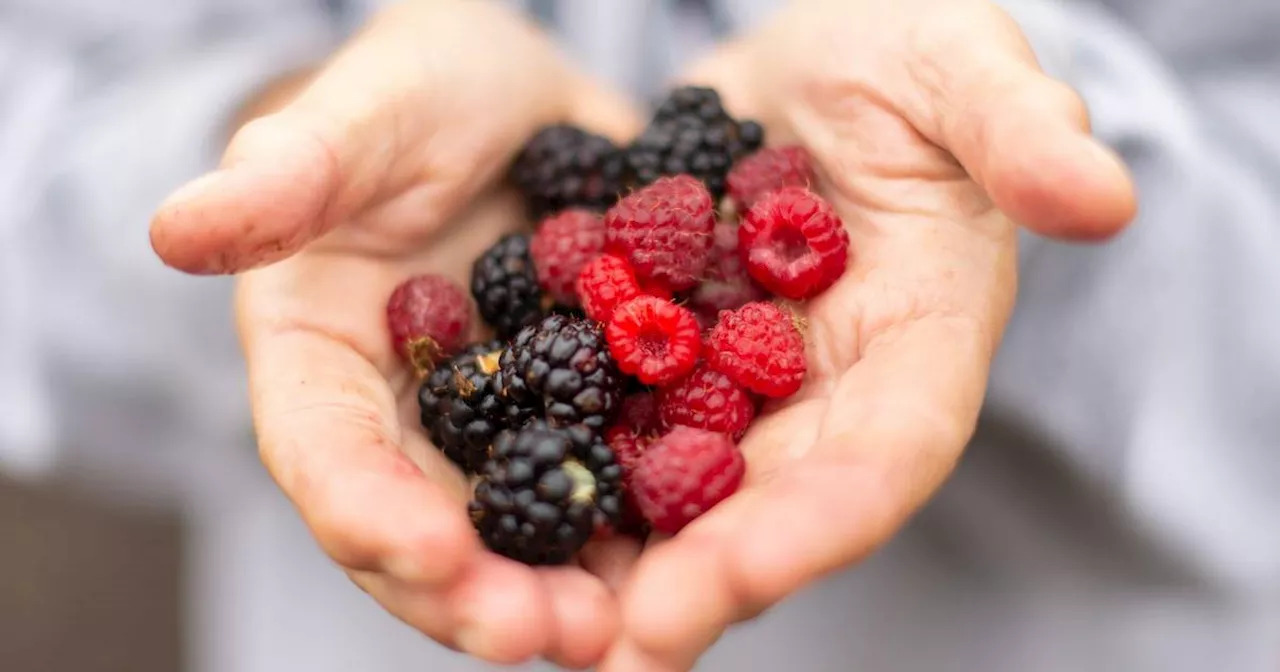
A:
2 0 1277 670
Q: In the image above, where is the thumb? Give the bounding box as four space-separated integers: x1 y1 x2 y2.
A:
150 2 640 275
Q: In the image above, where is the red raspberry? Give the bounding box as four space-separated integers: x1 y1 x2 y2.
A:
656 365 755 440
606 296 702 386
726 145 816 210
630 426 745 534
705 301 807 398
530 209 605 306
689 220 770 325
604 175 716 292
739 186 850 300
385 274 472 376
577 254 641 323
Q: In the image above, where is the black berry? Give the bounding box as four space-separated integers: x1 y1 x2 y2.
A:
469 420 624 565
626 86 764 199
471 233 547 340
498 314 624 432
510 124 627 219
418 341 536 473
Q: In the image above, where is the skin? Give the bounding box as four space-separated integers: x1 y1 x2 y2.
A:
149 0 1137 670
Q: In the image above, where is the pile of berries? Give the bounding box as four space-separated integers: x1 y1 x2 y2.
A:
383 87 850 565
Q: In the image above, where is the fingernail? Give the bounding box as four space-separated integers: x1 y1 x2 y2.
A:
455 624 492 658
158 171 226 212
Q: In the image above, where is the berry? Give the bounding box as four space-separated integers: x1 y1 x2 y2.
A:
617 392 662 436
576 254 673 324
656 365 755 440
531 209 606 306
469 420 623 565
471 233 548 339
386 274 473 377
630 426 745 534
418 341 536 473
726 145 816 210
629 87 763 199
499 314 625 431
688 220 770 325
705 302 807 398
510 124 626 218
739 187 850 300
606 296 701 386
604 175 716 292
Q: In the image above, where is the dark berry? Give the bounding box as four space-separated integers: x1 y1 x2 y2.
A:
469 420 624 565
417 341 536 473
471 233 548 339
386 274 473 377
627 86 762 199
499 314 625 431
510 124 627 219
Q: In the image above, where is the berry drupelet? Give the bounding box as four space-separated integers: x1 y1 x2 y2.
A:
417 341 536 474
471 233 548 340
469 420 624 565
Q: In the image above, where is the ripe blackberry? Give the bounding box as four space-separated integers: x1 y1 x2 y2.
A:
627 86 764 199
417 341 536 474
498 314 624 432
469 420 624 565
510 124 627 219
471 233 548 340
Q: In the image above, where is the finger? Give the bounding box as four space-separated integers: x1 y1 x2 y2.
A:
578 536 645 591
354 554 556 664
904 3 1136 240
150 1 640 274
540 568 621 669
243 306 479 586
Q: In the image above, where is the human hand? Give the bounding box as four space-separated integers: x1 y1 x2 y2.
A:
601 1 1136 670
150 1 643 667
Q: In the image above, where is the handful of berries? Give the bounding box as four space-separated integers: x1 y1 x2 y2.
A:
384 87 850 566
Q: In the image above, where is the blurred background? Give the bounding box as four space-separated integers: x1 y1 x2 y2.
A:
3 0 1279 671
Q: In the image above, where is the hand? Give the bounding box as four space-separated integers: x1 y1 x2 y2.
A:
150 1 643 667
601 1 1136 670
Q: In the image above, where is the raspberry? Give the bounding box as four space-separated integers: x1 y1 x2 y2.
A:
530 209 606 306
604 175 716 292
498 314 625 431
469 420 623 565
688 220 770 325
656 365 755 440
577 254 641 323
606 296 702 386
386 274 472 376
630 426 745 534
510 124 626 219
726 146 816 210
739 186 850 300
471 233 548 339
705 301 807 398
628 86 764 199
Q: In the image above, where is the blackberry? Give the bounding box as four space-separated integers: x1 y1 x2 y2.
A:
417 341 536 473
510 124 627 219
470 233 548 340
498 314 624 432
469 420 624 565
626 86 765 199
